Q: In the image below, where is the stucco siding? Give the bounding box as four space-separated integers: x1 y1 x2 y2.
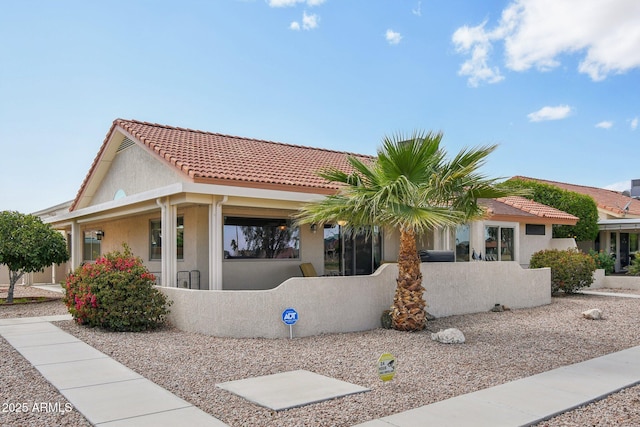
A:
590 269 640 290
162 261 551 338
90 143 187 206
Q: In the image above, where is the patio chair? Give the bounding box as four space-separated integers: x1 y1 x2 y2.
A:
299 263 318 277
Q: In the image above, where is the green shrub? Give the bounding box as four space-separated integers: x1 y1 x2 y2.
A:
589 249 615 275
628 252 640 276
64 245 172 331
529 248 597 294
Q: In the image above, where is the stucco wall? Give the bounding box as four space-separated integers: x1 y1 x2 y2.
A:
91 143 187 206
160 261 551 338
589 269 640 291
1 264 68 286
85 206 209 288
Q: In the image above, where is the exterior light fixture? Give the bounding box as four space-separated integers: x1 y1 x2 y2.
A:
96 230 105 240
310 224 318 234
337 220 348 226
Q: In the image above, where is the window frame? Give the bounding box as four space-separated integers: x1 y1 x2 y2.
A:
149 216 185 261
223 216 300 260
484 223 517 262
83 230 102 262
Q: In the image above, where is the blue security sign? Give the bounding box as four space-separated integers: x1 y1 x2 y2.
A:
282 307 299 325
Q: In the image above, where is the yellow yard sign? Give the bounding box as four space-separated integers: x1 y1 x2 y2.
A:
377 353 396 382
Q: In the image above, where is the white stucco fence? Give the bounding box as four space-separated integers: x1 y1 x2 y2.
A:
159 262 551 339
589 269 640 291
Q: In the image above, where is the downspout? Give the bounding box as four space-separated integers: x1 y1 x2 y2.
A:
210 195 228 290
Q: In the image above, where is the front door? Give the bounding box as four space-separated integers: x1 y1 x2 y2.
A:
621 233 630 269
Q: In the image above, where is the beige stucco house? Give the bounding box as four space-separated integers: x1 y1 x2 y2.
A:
19 119 579 291
513 176 640 272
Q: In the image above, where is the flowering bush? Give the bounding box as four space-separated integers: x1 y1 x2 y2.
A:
529 248 596 294
64 244 171 331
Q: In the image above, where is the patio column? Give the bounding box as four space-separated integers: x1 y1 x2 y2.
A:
209 195 227 290
156 197 177 287
71 221 83 270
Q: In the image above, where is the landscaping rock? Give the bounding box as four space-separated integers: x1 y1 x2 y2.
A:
582 308 603 320
431 328 465 344
490 304 511 312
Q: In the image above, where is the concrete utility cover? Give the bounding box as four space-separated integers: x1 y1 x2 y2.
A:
216 370 370 411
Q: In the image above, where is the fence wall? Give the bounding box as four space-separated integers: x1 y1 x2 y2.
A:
590 270 640 291
160 262 551 339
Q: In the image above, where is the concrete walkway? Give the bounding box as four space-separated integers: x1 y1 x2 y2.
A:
354 345 640 426
2 289 640 426
0 315 228 426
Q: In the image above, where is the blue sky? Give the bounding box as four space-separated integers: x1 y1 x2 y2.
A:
1 0 638 213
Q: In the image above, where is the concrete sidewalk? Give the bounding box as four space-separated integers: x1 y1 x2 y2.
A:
0 315 228 426
2 290 640 427
354 345 640 426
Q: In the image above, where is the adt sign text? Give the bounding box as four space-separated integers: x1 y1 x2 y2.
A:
282 308 299 325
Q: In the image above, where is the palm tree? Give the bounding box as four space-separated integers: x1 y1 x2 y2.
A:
295 131 517 331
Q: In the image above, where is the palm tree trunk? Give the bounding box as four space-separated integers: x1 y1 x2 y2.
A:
392 228 426 331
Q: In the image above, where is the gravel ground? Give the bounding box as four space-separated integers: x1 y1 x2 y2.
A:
1 285 639 426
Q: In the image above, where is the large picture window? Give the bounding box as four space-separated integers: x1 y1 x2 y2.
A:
224 217 299 259
150 216 184 260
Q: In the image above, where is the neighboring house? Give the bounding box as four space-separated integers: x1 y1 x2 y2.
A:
512 176 640 272
28 119 577 289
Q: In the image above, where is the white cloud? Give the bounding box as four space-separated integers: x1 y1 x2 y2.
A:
412 1 422 16
289 11 319 31
268 0 324 6
453 0 640 85
596 121 613 129
527 105 572 122
302 11 319 30
453 22 505 87
385 29 402 45
631 117 639 130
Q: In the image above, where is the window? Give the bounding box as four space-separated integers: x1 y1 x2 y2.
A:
323 224 382 275
150 216 184 260
526 224 546 235
485 225 515 261
223 217 299 259
455 224 470 262
83 231 101 261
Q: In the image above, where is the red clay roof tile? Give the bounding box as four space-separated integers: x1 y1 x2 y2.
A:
71 119 373 211
511 176 640 217
480 197 578 224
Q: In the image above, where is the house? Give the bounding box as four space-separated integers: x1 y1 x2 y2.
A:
512 176 640 272
28 119 578 290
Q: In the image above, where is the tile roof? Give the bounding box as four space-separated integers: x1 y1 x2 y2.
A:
511 176 640 217
481 196 579 225
71 119 374 211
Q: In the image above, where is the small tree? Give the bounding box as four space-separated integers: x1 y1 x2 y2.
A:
0 211 69 303
295 131 518 331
